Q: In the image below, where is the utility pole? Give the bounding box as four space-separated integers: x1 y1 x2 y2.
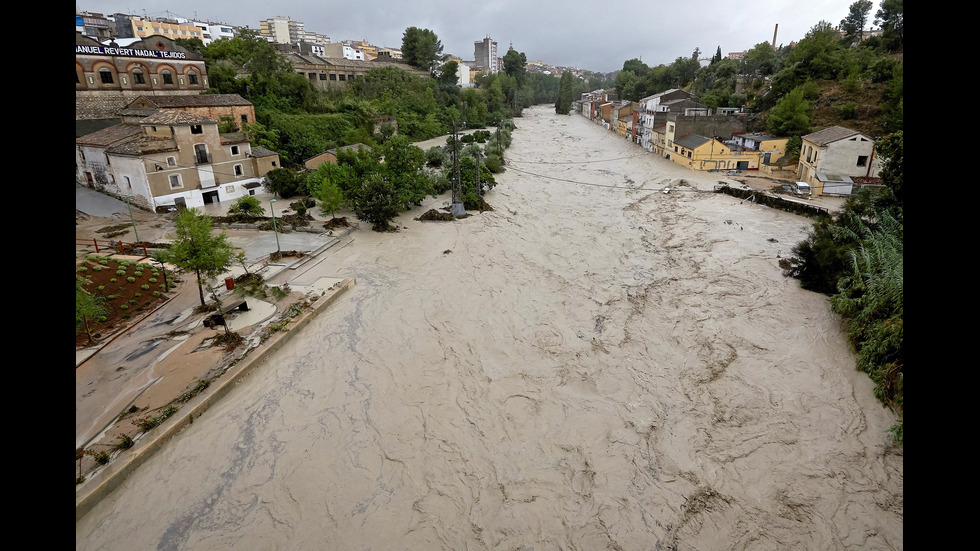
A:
450 122 465 217
476 150 483 196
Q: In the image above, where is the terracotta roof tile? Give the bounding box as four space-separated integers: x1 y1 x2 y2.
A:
76 124 142 147
140 109 217 125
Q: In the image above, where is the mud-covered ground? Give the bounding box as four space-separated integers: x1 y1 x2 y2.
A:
76 106 902 551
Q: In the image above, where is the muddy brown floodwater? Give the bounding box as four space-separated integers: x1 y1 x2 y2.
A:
76 105 902 550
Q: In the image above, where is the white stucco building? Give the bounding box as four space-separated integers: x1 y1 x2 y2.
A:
798 126 882 195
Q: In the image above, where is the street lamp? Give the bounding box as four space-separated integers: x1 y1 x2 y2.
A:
270 198 282 261
125 194 140 243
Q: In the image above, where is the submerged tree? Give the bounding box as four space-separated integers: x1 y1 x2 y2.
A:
353 173 400 231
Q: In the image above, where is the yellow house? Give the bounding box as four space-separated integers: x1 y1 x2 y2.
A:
731 132 789 166
668 133 785 172
798 126 881 195
615 102 634 138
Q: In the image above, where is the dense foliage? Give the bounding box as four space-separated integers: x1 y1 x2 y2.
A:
165 209 235 307
786 129 903 442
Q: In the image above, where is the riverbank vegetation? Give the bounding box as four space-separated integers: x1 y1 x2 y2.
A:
785 131 902 443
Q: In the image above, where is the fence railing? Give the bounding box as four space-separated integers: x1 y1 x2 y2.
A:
76 239 149 257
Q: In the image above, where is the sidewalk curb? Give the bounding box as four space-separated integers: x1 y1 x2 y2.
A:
75 277 356 522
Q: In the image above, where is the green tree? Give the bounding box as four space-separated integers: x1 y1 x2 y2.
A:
241 120 280 152
380 135 430 209
840 0 873 43
615 70 640 102
167 209 235 306
437 59 459 88
875 131 904 203
226 195 265 222
401 27 443 72
308 161 360 206
875 0 904 51
354 173 400 231
263 168 304 198
457 155 496 209
555 71 574 114
315 178 344 219
742 42 777 76
174 37 206 54
76 276 108 344
766 87 810 136
502 48 528 86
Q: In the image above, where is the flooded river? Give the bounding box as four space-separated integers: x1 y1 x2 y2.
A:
76 105 903 550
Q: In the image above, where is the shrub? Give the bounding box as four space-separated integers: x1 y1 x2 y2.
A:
141 284 150 290
116 270 126 276
148 278 157 283
836 101 859 119
87 450 110 465
426 146 446 168
133 416 160 432
484 154 504 174
91 265 102 271
227 195 266 222
127 277 136 283
114 434 133 450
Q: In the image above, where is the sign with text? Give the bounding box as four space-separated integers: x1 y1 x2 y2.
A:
75 45 188 60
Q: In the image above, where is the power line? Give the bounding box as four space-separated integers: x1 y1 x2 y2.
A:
505 165 704 192
507 154 647 165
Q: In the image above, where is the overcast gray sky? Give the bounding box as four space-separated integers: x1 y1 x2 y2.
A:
78 0 862 73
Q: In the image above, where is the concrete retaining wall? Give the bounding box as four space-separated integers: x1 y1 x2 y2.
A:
75 277 356 521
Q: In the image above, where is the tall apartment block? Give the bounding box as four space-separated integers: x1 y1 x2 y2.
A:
260 16 329 45
474 37 498 74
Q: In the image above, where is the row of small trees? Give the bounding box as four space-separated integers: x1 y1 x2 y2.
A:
297 122 514 231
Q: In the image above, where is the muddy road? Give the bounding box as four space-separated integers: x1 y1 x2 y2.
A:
76 106 902 550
